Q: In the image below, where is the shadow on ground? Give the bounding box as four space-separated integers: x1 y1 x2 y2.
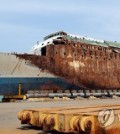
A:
17 125 74 134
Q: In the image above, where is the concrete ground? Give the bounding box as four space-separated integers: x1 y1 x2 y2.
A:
0 98 120 134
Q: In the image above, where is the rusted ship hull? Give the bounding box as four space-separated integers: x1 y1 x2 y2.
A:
1 37 120 96
0 53 79 95
0 77 79 95
16 41 120 90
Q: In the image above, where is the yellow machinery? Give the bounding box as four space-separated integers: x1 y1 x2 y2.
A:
18 105 120 133
3 84 26 102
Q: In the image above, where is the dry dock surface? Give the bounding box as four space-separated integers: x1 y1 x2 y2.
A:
0 98 120 134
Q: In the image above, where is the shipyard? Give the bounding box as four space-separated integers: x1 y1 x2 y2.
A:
1 31 120 134
1 1 120 134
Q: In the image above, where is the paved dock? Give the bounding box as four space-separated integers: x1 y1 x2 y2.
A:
0 98 120 134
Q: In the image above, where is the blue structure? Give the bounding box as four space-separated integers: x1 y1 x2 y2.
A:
0 77 79 95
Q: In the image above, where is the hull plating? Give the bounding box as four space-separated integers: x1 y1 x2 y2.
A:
0 77 79 95
0 52 79 95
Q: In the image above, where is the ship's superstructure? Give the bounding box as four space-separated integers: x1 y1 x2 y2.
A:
29 31 67 55
30 31 120 55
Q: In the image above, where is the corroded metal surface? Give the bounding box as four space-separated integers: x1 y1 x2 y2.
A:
16 41 120 89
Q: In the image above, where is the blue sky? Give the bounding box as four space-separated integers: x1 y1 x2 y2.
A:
0 0 120 53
